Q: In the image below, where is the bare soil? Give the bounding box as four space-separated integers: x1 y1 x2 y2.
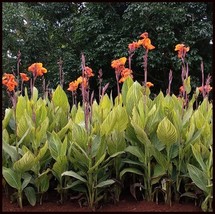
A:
2 191 203 212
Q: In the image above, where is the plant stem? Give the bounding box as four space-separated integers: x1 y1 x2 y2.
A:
18 190 23 209
144 50 148 86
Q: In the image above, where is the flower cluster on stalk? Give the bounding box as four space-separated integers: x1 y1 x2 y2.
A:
2 73 18 91
67 66 94 92
28 63 47 77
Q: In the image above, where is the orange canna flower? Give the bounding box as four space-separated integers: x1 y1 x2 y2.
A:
138 37 155 50
111 57 127 76
119 68 133 83
175 44 190 58
77 76 83 84
2 73 18 91
198 85 212 93
179 85 184 93
128 41 140 52
28 63 47 77
146 82 154 88
84 66 94 77
81 77 88 88
140 32 148 39
67 80 79 92
20 73 30 82
111 57 127 69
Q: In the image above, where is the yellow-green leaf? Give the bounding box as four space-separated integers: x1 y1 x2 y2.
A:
157 117 177 148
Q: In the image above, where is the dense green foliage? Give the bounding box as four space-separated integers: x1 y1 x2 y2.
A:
2 80 213 211
2 2 213 103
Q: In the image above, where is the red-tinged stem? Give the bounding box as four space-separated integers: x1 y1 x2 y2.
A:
81 53 89 132
58 57 64 88
144 50 148 86
17 50 21 91
201 61 205 98
167 70 173 95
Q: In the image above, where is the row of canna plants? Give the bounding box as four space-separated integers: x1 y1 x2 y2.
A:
2 32 212 212
2 78 212 211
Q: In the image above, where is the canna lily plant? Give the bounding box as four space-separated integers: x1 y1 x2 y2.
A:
2 31 212 212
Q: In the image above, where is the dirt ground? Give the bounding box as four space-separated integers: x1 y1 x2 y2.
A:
2 191 203 212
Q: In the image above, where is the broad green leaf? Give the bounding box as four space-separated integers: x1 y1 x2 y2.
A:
3 129 9 144
162 95 174 116
201 195 211 212
193 110 205 130
114 105 128 132
17 128 31 147
61 136 68 157
13 151 35 173
52 156 68 182
72 123 88 149
95 179 115 188
17 114 32 140
57 119 73 140
35 101 47 126
68 143 89 168
32 87 38 102
126 81 143 115
157 117 177 148
148 104 156 117
3 167 21 190
151 147 168 169
100 94 112 111
63 180 83 190
24 186 36 206
131 120 151 147
107 131 126 155
94 136 106 161
151 164 167 185
51 85 70 113
3 108 13 129
122 159 143 166
120 168 144 179
191 145 206 171
35 141 48 162
185 120 195 143
100 109 117 136
184 76 191 94
125 146 145 163
16 96 27 121
35 117 49 143
74 104 84 124
121 76 134 105
182 107 193 126
39 174 50 193
22 173 32 190
187 164 208 193
88 153 106 173
47 131 62 160
180 192 198 199
35 169 51 193
62 171 87 183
